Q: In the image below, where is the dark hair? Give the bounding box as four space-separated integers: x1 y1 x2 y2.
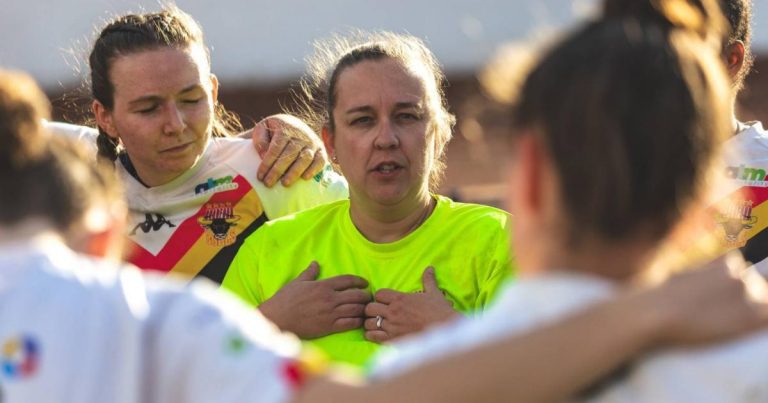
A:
0 70 122 232
293 32 456 190
719 0 754 89
511 0 730 244
89 6 241 162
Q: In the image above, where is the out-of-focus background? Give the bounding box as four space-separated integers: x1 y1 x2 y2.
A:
2 0 766 206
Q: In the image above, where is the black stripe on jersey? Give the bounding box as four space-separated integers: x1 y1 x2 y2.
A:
741 228 768 267
197 212 268 284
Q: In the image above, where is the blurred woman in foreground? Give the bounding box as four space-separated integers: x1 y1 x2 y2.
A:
370 0 768 401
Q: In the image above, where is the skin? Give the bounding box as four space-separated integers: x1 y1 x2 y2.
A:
92 46 326 188
93 45 217 187
722 40 747 132
296 256 768 403
324 58 433 220
262 58 457 341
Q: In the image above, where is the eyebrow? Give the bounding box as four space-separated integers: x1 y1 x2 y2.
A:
343 102 424 114
127 84 204 106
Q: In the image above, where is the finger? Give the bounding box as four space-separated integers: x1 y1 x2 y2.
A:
257 130 289 184
334 303 367 318
363 316 388 331
364 302 388 317
331 317 364 333
335 288 372 305
374 288 405 304
280 147 315 187
422 266 441 294
295 261 320 281
324 274 368 291
252 121 272 160
301 150 327 180
263 140 302 187
364 330 390 343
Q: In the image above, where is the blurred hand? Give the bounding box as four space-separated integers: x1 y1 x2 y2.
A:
258 262 371 339
250 114 327 187
364 267 458 343
641 253 768 346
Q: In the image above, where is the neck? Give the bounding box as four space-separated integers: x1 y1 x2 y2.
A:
349 191 435 243
522 235 657 284
729 100 740 135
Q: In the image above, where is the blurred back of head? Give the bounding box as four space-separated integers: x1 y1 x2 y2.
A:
0 69 123 240
508 0 730 245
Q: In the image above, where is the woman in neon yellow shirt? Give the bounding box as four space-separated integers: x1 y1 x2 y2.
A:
223 32 515 366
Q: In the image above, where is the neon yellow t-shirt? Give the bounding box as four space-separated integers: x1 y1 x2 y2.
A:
222 195 515 366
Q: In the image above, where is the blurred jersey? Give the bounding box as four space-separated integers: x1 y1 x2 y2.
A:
0 237 315 403
653 121 768 276
370 271 768 402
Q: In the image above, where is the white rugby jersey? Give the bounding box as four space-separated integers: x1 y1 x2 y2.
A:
44 121 348 283
0 238 309 403
370 272 768 403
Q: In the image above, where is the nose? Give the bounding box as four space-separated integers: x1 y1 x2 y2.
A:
162 103 186 135
373 119 400 150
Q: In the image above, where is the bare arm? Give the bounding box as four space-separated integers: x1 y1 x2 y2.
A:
295 257 768 403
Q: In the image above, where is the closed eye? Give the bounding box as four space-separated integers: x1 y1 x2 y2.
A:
351 116 374 125
136 105 158 114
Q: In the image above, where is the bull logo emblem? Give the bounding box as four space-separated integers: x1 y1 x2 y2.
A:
198 202 240 247
715 200 757 245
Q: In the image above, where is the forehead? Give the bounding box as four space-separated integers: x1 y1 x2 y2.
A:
334 58 427 109
108 45 210 100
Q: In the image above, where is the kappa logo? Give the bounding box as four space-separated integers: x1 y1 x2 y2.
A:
2 335 39 380
130 213 176 235
194 176 239 195
725 165 768 187
198 202 240 247
715 200 758 246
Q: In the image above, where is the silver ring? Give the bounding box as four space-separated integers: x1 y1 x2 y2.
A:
375 315 383 329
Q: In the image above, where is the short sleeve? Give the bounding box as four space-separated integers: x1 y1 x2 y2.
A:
475 215 516 309
43 120 99 156
258 166 348 219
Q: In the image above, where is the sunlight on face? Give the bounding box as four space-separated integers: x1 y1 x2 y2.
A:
100 45 217 187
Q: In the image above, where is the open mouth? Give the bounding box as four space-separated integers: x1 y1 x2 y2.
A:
371 162 403 174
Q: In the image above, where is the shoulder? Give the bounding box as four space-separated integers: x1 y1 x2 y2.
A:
260 199 348 234
43 120 99 155
433 195 511 230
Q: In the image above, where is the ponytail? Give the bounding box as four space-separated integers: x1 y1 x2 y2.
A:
603 0 726 38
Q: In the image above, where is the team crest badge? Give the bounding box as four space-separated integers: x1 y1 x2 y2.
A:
198 202 240 247
715 200 758 246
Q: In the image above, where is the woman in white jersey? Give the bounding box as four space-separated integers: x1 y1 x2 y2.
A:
370 0 768 401
77 7 348 283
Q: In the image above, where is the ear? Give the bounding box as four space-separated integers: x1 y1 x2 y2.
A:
209 73 219 103
321 126 336 161
92 100 119 140
723 41 746 82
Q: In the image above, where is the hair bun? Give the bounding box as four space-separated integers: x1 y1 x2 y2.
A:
602 0 726 38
